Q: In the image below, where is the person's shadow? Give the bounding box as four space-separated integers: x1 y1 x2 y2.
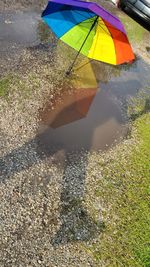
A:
0 60 131 246
51 151 105 245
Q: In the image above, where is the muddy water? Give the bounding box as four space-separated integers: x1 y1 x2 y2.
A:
38 89 127 152
38 57 150 152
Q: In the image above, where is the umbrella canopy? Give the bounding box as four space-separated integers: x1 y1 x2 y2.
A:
42 0 135 66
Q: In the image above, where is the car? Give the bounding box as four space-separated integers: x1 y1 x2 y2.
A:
119 0 150 25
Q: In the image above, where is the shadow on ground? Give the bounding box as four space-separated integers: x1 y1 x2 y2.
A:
51 152 105 246
0 60 149 247
0 63 124 245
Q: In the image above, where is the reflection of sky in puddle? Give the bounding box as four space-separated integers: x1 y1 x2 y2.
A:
0 12 40 45
0 11 41 70
102 58 150 99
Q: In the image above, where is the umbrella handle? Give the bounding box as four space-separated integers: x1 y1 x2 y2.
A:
66 16 99 76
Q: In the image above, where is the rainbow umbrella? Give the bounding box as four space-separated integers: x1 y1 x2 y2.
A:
42 0 135 74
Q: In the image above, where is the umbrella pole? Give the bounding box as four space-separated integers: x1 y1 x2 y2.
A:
66 16 99 75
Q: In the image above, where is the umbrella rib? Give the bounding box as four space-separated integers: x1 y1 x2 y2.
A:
56 15 96 40
97 20 124 38
97 20 111 36
57 7 96 21
72 10 96 20
101 19 118 62
80 17 96 23
66 16 99 75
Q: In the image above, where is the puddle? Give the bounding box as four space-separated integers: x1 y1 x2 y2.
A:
0 11 53 75
38 90 127 152
38 58 150 152
100 57 150 100
38 60 125 152
0 11 41 54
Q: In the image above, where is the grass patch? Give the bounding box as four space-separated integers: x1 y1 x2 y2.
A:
0 74 27 99
85 97 150 266
118 114 150 266
0 75 13 97
0 71 53 100
118 13 146 42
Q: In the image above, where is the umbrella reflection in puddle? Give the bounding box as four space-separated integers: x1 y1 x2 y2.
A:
40 59 98 129
38 59 127 152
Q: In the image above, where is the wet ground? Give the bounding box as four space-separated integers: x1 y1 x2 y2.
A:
0 4 150 152
0 11 42 75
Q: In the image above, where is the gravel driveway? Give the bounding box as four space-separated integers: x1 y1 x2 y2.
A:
0 1 150 266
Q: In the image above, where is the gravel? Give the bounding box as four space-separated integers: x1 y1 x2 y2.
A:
0 66 138 267
0 40 98 266
1 1 150 266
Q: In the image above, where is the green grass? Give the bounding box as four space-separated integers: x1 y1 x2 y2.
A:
118 13 147 42
0 74 24 99
117 114 150 266
0 72 44 100
128 114 150 266
0 75 13 97
85 102 150 266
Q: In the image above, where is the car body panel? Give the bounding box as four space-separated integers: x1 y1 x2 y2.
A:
135 1 145 11
141 0 150 7
119 0 150 24
143 5 150 15
128 0 137 4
